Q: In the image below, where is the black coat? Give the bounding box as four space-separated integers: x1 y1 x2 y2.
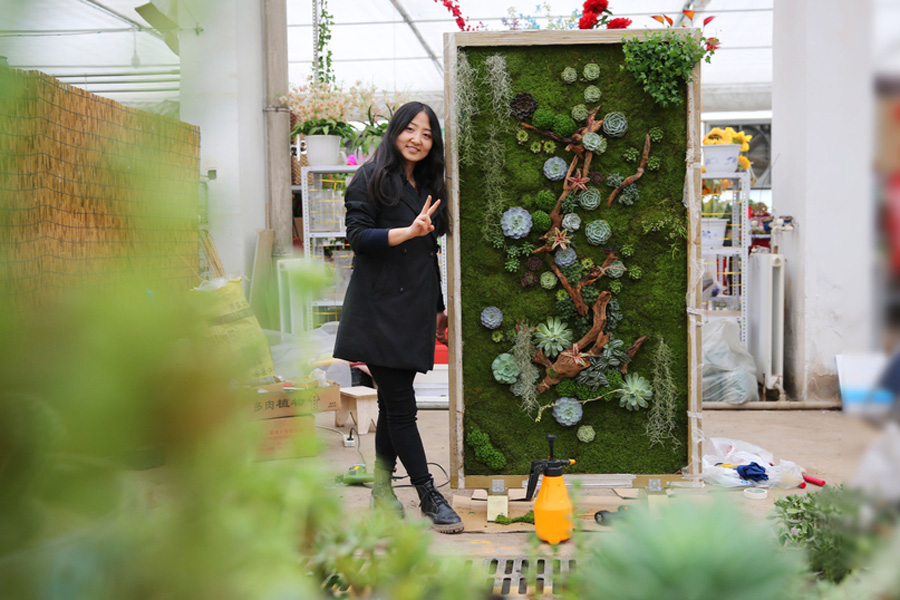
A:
333 163 445 373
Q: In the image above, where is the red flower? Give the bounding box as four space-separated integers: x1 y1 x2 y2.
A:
703 15 716 26
578 11 599 29
705 37 721 51
606 17 632 29
455 16 466 30
582 0 609 14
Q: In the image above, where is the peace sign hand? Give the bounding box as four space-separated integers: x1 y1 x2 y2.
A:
407 195 441 239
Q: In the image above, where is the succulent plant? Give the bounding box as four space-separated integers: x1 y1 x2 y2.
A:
577 358 609 390
581 132 607 154
602 111 628 137
510 92 538 120
606 172 624 188
576 425 596 443
506 245 522 259
525 255 543 271
529 140 543 154
649 126 664 142
467 427 507 470
543 157 568 181
531 209 551 232
491 330 505 343
480 306 504 329
556 296 578 320
619 184 640 206
585 220 612 245
520 271 537 287
606 260 626 279
581 257 595 270
620 244 634 257
532 107 555 129
516 129 529 144
562 262 585 282
588 171 604 186
561 195 578 214
578 187 602 210
629 265 643 280
605 298 623 332
583 63 600 81
556 289 569 302
552 397 583 426
623 147 640 162
608 280 622 294
534 189 557 212
505 257 520 272
584 85 602 103
581 285 600 305
617 373 652 411
647 156 661 171
600 338 629 370
552 114 577 138
561 67 578 84
571 104 589 122
534 316 573 358
562 212 582 231
521 241 535 254
540 271 558 289
554 247 577 268
491 235 505 249
501 206 533 239
492 353 520 384
542 140 557 154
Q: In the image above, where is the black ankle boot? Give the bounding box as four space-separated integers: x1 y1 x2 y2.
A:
371 464 404 516
415 479 464 533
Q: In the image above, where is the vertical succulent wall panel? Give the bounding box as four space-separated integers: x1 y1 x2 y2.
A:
444 31 701 486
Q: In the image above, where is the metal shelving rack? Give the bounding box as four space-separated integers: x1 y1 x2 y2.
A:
700 170 751 342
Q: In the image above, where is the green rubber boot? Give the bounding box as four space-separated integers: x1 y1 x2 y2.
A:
370 462 404 516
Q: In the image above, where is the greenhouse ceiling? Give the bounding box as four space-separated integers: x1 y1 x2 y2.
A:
1 0 898 115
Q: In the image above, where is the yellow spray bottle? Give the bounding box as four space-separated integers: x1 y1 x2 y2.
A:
525 434 576 545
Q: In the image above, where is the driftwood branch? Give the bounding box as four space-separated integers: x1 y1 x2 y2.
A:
619 335 649 374
607 133 651 208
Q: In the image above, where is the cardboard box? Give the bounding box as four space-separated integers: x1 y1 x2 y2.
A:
251 380 340 419
256 415 317 460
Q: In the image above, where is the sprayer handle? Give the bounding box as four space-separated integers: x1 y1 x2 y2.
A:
547 434 556 460
525 460 544 501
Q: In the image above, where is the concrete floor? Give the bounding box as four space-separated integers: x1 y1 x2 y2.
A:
314 407 882 559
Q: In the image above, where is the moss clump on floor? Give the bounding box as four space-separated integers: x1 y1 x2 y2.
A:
458 42 691 476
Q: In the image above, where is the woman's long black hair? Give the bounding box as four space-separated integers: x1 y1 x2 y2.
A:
365 101 448 235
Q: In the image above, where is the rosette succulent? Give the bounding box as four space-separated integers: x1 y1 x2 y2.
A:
520 271 537 287
491 330 505 343
602 111 628 137
525 255 543 271
584 85 602 103
585 220 612 245
554 247 577 268
578 187 602 210
619 184 640 206
649 126 664 142
623 147 640 162
647 156 661 171
561 212 582 232
510 92 538 120
583 63 600 81
616 373 652 411
542 140 557 154
529 140 543 154
620 243 635 257
581 132 607 154
534 317 573 358
492 353 520 384
581 257 594 270
552 397 583 426
606 260 626 279
500 206 533 239
531 209 551 233
556 289 569 302
571 104 589 122
540 271 558 289
576 425 596 443
606 172 624 188
629 266 643 280
609 280 622 294
561 67 578 83
543 157 568 181
516 129 529 144
532 107 555 130
552 115 577 138
480 306 504 329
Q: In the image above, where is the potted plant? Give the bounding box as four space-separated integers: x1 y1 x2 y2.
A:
702 126 753 175
282 77 356 166
348 105 391 164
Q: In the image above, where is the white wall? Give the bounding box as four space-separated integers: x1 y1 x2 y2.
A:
772 2 876 399
179 0 268 280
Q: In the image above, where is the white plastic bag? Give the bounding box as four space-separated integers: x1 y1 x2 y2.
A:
702 320 758 404
702 437 805 489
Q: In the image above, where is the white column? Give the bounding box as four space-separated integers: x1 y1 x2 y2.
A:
772 1 875 400
179 0 267 281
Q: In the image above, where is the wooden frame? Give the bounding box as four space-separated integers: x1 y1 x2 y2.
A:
443 29 703 490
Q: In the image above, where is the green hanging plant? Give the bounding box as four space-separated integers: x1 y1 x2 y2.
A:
622 30 712 107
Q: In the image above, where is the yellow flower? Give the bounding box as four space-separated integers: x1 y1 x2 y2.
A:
703 127 730 145
738 155 751 170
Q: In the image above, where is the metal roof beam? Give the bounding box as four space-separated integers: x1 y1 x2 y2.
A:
392 0 442 77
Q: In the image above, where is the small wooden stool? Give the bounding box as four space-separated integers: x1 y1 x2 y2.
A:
335 386 378 435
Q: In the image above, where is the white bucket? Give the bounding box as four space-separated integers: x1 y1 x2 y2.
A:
304 134 343 167
701 217 729 248
702 144 741 175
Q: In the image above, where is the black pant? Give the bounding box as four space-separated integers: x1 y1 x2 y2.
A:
366 364 431 486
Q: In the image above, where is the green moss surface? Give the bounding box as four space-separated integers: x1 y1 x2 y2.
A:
458 43 690 476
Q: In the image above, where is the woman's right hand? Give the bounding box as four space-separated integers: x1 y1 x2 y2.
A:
406 196 441 239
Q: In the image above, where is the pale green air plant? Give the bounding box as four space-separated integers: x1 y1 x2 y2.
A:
511 325 541 414
645 337 680 447
492 353 520 384
454 51 479 168
481 124 507 243
534 317 573 358
616 372 652 411
484 54 514 122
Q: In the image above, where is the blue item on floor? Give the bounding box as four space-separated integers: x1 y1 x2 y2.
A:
736 462 768 481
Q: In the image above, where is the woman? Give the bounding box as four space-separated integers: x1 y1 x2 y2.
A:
334 102 463 534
